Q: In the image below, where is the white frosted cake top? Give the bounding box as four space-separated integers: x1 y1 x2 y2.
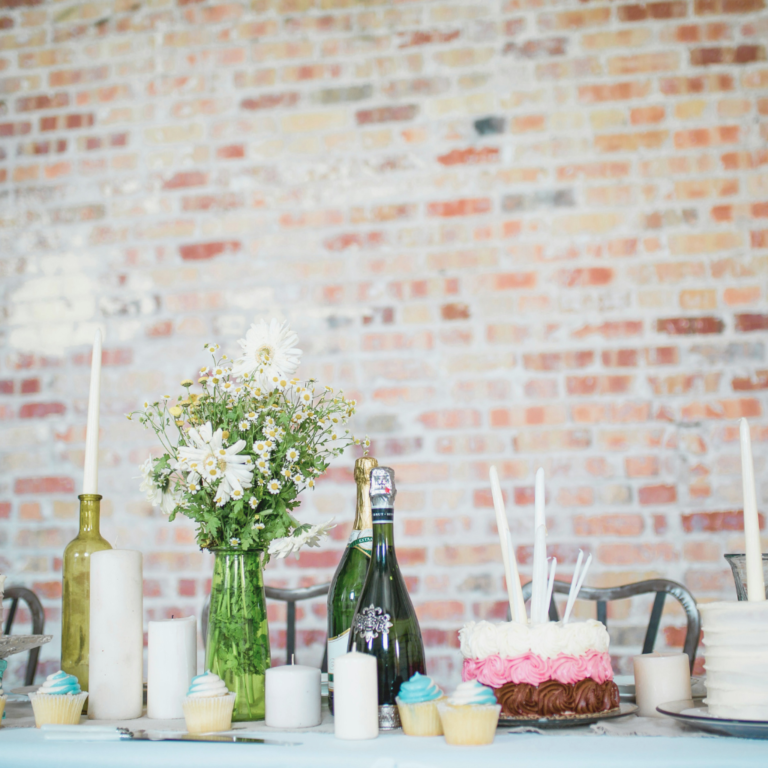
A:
459 619 609 660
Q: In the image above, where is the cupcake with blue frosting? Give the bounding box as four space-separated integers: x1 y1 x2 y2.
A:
437 680 501 745
29 671 88 727
182 671 236 733
396 672 445 736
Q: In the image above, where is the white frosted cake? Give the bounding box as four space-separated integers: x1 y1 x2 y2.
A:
700 601 768 721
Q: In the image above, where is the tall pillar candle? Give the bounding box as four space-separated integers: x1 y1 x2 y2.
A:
265 664 321 728
83 330 102 495
334 650 378 740
147 616 197 719
740 418 766 601
88 550 144 720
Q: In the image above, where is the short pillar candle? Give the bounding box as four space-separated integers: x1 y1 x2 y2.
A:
333 650 378 740
633 652 691 718
265 663 321 728
147 616 197 719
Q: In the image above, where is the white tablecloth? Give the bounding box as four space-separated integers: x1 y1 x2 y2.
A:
3 699 768 768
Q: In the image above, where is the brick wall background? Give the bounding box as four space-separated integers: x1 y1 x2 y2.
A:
1 0 768 692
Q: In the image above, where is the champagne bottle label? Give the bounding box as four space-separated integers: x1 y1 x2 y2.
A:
346 528 373 555
326 629 351 693
372 507 394 524
353 604 393 642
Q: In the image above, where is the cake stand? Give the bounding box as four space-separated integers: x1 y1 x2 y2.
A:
657 699 768 740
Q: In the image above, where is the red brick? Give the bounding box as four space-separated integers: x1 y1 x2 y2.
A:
441 303 470 320
437 147 499 166
427 198 492 218
178 241 241 261
241 93 299 110
625 456 659 477
0 121 32 137
597 543 678 565
162 171 207 190
418 409 480 429
40 114 95 132
618 2 688 21
695 0 765 11
0 380 13 395
638 484 677 505
415 601 464 621
573 514 644 536
691 46 766 66
682 511 765 533
19 402 65 419
216 144 245 160
356 105 418 125
15 477 75 494
602 349 638 367
736 314 768 332
656 316 724 335
732 371 768 391
557 267 613 287
578 81 651 103
399 29 461 48
17 93 69 112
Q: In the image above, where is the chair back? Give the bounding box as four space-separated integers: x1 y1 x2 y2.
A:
3 586 46 686
201 583 331 669
519 578 700 672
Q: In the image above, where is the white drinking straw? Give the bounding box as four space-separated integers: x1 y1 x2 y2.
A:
530 468 547 624
740 418 765 602
563 553 593 624
544 557 557 622
506 529 527 624
490 466 525 622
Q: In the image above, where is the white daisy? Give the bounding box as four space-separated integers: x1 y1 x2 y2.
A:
253 522 265 530
238 420 250 431
230 537 240 547
280 468 292 480
178 421 252 506
231 488 244 500
267 479 281 494
256 458 269 472
139 457 179 515
307 478 315 489
293 473 304 485
231 319 302 388
285 448 300 462
298 391 312 406
249 497 259 509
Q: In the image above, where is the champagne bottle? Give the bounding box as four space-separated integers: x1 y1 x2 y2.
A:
349 466 426 729
326 455 378 713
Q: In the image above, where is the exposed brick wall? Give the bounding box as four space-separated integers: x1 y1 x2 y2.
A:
1 0 767 690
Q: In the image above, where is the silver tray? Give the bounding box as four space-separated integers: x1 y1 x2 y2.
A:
657 699 768 740
498 702 637 729
0 634 52 660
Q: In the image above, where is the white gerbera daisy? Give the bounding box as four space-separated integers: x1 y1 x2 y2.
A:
267 518 335 560
231 319 302 388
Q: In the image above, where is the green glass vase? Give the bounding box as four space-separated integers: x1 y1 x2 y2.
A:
205 549 270 721
61 494 112 696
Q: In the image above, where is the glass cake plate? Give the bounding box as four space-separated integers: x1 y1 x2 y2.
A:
498 702 637 729
0 634 52 660
657 699 768 740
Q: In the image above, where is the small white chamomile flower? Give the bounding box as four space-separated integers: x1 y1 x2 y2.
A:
267 479 281 494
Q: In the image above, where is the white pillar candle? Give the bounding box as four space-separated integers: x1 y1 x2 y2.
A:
740 418 766 602
82 330 102 495
265 663 321 728
632 653 691 718
333 650 378 740
88 550 144 720
147 616 197 719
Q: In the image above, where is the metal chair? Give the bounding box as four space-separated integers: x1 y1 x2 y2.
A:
202 583 331 669
520 578 701 672
3 586 46 686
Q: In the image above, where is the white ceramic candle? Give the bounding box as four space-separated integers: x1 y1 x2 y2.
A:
632 653 691 718
740 418 766 601
147 616 197 719
88 550 144 720
265 663 321 728
333 650 378 740
82 330 102 494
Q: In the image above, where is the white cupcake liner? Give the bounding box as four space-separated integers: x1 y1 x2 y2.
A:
0 694 6 725
182 692 237 734
396 696 445 736
437 702 501 746
29 692 88 727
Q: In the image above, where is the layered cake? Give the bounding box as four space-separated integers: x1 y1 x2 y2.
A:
700 601 768 721
460 619 619 717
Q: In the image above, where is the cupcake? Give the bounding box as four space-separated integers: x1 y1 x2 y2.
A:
396 672 444 736
182 671 236 734
28 671 88 727
437 680 501 746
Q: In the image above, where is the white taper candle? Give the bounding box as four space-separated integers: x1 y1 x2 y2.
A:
530 468 547 624
740 418 765 602
82 330 102 494
490 466 524 622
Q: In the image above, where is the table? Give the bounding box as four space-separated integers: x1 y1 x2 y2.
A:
3 700 768 768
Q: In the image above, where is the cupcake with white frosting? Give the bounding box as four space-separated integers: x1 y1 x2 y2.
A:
28 671 88 727
182 671 236 733
437 680 500 746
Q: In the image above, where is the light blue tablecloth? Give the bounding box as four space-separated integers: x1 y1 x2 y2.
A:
4 724 768 768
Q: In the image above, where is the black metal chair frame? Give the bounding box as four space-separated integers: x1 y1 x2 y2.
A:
202 583 331 670
3 586 46 686
520 578 701 672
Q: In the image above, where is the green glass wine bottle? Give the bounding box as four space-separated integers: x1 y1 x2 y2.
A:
326 455 378 714
61 494 112 697
349 466 426 730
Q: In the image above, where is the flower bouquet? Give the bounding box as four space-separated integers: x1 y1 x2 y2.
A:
131 319 362 719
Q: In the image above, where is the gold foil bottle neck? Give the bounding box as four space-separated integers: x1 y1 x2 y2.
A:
353 455 379 530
